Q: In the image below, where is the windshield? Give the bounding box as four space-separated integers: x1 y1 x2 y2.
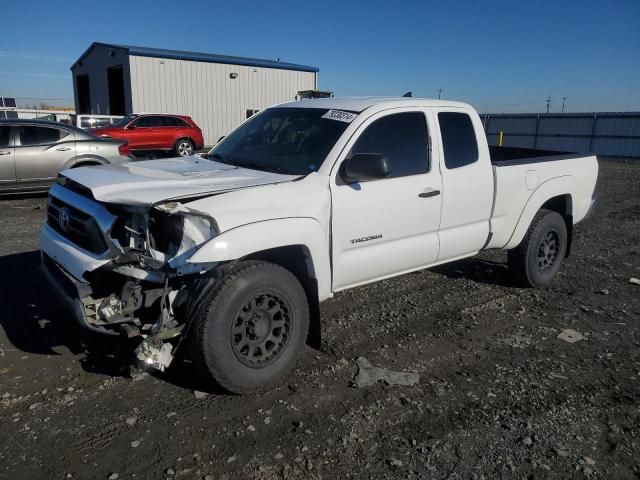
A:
208 108 353 175
112 114 137 127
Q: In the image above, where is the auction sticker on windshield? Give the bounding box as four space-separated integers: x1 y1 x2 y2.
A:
322 109 358 123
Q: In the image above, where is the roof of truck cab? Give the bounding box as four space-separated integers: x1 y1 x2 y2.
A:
274 97 472 112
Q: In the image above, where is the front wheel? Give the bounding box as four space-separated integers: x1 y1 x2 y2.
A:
192 261 309 394
175 138 194 157
507 209 568 288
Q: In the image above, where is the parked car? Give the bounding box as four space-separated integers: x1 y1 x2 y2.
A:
66 114 123 129
89 114 204 157
0 119 133 194
41 97 598 393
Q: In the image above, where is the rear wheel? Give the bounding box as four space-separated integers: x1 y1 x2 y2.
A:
507 209 568 288
192 261 309 394
175 138 194 157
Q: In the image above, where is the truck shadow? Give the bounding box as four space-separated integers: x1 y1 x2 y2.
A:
0 250 514 393
430 256 515 288
0 250 227 393
0 250 131 377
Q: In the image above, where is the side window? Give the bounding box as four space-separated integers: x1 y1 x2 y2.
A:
134 116 156 127
438 112 479 169
19 126 68 146
80 117 92 128
0 126 10 147
349 112 429 178
174 117 190 127
162 116 179 127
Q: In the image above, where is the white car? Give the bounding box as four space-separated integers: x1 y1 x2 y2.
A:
41 97 598 393
67 114 123 129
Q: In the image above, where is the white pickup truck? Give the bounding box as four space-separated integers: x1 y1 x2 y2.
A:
41 98 598 393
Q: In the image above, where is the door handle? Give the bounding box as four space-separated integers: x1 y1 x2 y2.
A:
0 151 10 156
56 147 72 151
419 189 441 198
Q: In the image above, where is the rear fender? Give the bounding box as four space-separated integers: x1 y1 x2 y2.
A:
187 218 332 301
503 175 575 250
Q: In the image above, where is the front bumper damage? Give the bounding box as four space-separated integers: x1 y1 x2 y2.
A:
41 181 221 372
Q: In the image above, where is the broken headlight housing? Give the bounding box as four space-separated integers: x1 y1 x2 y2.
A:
149 202 218 265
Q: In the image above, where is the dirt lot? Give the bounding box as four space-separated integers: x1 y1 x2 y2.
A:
1 159 639 480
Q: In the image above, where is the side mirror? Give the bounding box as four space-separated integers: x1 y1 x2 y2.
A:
342 153 391 183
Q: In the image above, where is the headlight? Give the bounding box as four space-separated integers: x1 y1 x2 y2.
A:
149 202 218 262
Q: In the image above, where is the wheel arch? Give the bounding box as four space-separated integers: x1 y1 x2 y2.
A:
540 194 573 256
504 175 575 251
187 218 329 350
243 245 322 349
187 218 331 303
175 137 195 147
69 154 107 168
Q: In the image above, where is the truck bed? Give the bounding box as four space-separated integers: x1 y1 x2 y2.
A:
486 146 598 250
489 145 586 165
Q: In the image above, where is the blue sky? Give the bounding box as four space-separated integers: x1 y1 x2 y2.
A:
1 0 638 112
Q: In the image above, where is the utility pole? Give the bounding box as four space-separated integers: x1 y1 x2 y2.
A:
545 96 551 113
561 97 567 113
437 88 442 99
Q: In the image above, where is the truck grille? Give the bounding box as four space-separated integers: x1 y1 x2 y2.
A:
47 196 108 255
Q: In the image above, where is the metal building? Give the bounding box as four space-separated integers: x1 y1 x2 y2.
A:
71 42 319 145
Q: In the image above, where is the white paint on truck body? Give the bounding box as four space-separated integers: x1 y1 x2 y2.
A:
41 97 598 307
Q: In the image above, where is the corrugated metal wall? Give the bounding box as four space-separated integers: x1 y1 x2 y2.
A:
483 113 640 158
129 55 316 146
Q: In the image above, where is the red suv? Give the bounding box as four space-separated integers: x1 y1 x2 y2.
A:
90 114 204 157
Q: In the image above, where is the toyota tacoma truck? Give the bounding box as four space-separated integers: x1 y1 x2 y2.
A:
41 97 598 393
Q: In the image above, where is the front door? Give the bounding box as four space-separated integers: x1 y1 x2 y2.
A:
0 126 16 190
15 125 76 188
330 109 443 290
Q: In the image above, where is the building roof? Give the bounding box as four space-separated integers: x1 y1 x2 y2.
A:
275 97 471 113
71 42 319 73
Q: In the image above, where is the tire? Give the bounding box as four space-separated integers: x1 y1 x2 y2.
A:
174 138 194 157
507 209 568 288
192 261 309 394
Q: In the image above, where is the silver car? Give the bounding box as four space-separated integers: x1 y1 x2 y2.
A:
0 119 134 194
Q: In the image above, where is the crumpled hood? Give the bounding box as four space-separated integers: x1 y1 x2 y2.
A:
61 156 297 206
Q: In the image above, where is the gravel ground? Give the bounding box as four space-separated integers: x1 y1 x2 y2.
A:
0 159 639 480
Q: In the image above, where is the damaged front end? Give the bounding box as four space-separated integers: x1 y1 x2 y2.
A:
42 180 221 372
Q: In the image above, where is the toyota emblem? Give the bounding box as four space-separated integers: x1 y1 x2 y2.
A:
58 207 70 231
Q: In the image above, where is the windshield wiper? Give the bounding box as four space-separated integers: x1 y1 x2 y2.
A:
202 152 228 162
233 160 285 174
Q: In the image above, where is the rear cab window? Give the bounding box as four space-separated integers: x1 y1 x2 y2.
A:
438 112 479 169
